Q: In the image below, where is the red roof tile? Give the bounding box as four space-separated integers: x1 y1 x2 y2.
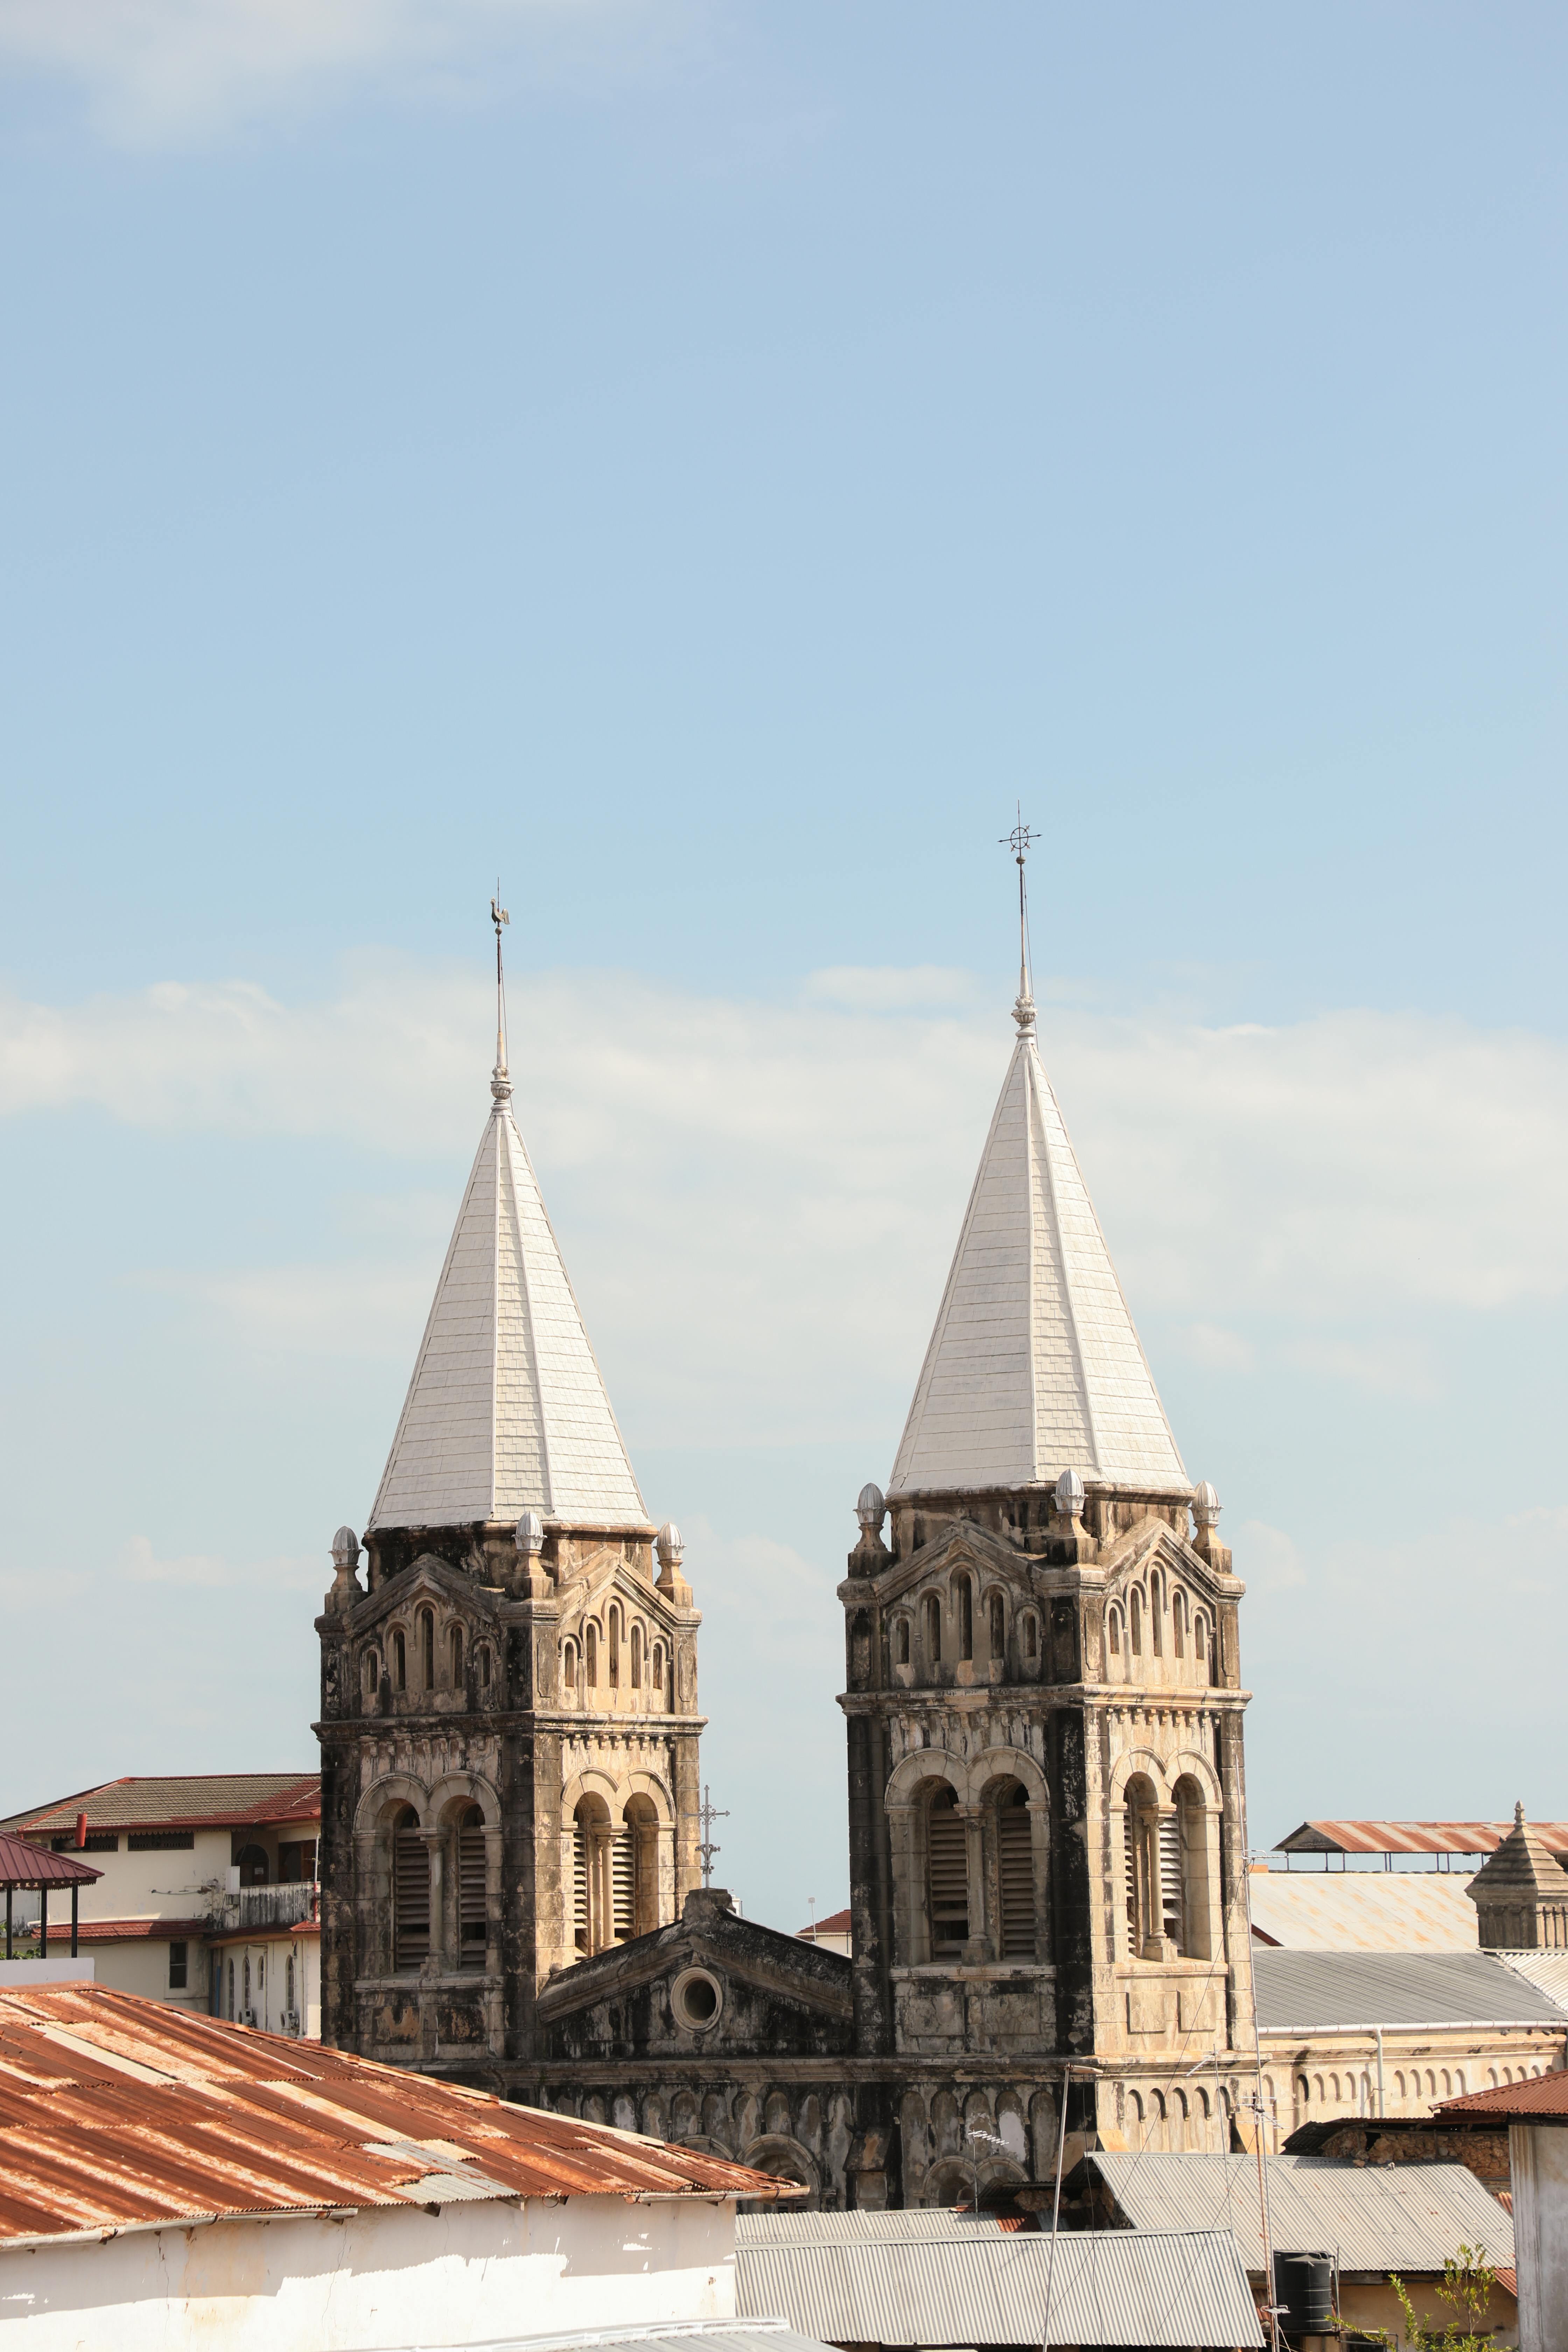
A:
3 1775 321 1837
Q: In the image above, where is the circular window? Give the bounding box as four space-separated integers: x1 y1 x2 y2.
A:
671 1967 723 2031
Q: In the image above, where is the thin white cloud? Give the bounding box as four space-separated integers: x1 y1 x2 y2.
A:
0 0 667 143
5 960 1566 1442
125 1532 323 1588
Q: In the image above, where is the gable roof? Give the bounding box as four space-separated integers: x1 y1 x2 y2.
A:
1437 2071 1568 2125
1079 2152 1512 2279
1252 1947 1568 2031
1276 1819 1568 1859
0 1775 321 1838
889 1008 1186 1498
369 1070 648 1534
1247 1871 1483 1953
0 1983 796 2245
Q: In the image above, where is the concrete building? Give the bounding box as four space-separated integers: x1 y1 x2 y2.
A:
319 935 1266 2206
0 1774 321 2030
0 1980 798 2352
1438 2071 1568 2352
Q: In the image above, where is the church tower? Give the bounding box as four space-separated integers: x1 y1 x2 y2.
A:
316 936 703 2070
840 870 1257 2187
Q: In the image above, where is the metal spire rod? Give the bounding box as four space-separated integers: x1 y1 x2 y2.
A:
1000 805 1038 1025
697 1785 729 1888
491 883 510 1079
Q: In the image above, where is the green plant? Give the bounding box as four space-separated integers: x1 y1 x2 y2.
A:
1377 2246 1498 2351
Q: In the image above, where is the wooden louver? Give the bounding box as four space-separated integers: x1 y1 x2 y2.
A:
393 1826 430 1969
997 1794 1035 1958
928 1793 968 1954
458 1812 486 1969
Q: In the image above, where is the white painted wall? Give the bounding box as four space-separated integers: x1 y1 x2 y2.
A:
0 2191 736 2352
1511 2121 1568 2352
209 1933 321 2036
85 1934 209 2011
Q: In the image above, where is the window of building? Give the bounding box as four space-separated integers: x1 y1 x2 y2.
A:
168 1940 188 1990
955 1574 973 1662
631 1622 643 1689
1170 1776 1211 1959
926 1784 968 1956
279 1840 316 1883
562 1637 578 1699
286 1955 296 2019
895 1618 910 1667
51 1832 119 1854
1124 1774 1158 1954
652 1640 665 1702
392 1628 407 1690
922 1592 941 1671
450 1623 464 1686
586 1621 598 1688
1022 1613 1038 1662
128 1832 195 1852
988 1591 1004 1663
478 1643 491 1690
392 1805 429 1970
1108 1606 1121 1657
997 1783 1035 1959
227 1959 235 2021
609 1606 622 1688
1172 1589 1187 1659
458 1803 486 1970
364 1648 380 1697
235 1843 269 1886
420 1609 435 1691
1129 1588 1143 1657
242 1957 251 2017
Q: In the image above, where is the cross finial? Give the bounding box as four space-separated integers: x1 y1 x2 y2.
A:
490 883 511 1104
999 802 1037 1033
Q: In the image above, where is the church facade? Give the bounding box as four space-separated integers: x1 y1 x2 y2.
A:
316 969 1259 2208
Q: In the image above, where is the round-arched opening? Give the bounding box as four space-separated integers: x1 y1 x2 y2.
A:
672 1966 723 2031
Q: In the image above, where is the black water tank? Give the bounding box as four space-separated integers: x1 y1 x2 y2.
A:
1273 2252 1335 2331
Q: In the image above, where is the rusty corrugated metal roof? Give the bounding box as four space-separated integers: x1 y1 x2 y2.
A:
1247 1871 1481 1951
0 1835 102 1891
1276 1820 1568 1858
1438 2071 1568 2123
0 1984 800 2246
2 1775 321 1837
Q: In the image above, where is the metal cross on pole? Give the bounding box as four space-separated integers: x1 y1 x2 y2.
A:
999 804 1038 1018
697 1785 729 1888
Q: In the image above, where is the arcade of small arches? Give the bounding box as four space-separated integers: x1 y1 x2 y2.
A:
885 1572 1043 1688
1112 1753 1223 1964
559 1602 671 1713
1105 1566 1216 1686
358 1603 495 1712
1286 2056 1551 2127
354 1773 501 1979
886 1750 1049 1966
1118 2077 1235 2154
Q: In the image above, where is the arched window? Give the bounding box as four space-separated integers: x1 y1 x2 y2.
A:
393 1805 429 1970
895 1618 910 1666
450 1623 464 1687
988 1591 1005 1664
1172 1589 1186 1658
242 1956 251 2017
1455 2071 1466 2095
586 1622 598 1689
1108 1607 1122 1657
1124 1774 1158 1955
458 1804 486 1969
1170 1776 1212 1959
955 1574 973 1662
624 1794 660 1937
1022 1613 1038 1662
285 1954 296 2020
1130 1589 1143 1657
573 1797 608 1954
562 1638 578 1700
609 1606 621 1689
926 1785 968 1956
996 1783 1035 1959
631 1623 643 1689
363 1648 379 1698
478 1643 491 1692
392 1628 406 1691
922 1592 941 1672
420 1608 434 1691
652 1641 665 1702
1150 1571 1163 1656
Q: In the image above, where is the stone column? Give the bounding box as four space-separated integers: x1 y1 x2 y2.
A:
420 1830 446 1972
961 1806 991 1963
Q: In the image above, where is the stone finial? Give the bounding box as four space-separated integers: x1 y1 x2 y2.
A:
327 1525 362 1612
1054 1468 1085 1522
1192 1480 1221 1529
856 1483 886 1538
516 1511 545 1557
1516 1799 1527 1830
657 1521 692 1604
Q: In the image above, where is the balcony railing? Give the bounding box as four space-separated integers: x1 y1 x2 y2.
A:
211 1882 320 1935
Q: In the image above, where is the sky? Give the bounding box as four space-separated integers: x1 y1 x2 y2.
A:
1 2 1564 1928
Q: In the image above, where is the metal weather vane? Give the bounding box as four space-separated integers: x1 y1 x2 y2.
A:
490 883 511 1096
1000 803 1037 1028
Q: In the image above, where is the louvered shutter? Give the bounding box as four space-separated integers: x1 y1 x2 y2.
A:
573 1825 588 1951
1124 1811 1140 1947
458 1819 486 1969
1159 1813 1184 1953
393 1829 429 1969
998 1800 1035 1958
611 1833 634 1940
927 1799 968 1954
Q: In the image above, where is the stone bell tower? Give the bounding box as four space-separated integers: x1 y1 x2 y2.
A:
840 910 1258 2194
316 945 704 2077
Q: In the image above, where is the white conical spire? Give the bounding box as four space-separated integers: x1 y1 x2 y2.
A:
889 1000 1187 1498
368 1069 649 1534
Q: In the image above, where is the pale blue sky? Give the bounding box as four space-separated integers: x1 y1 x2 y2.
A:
1 4 1564 1921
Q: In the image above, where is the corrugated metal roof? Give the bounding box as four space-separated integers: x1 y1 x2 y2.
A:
738 2211 1009 2245
1276 1820 1568 1858
1494 1950 1568 2011
1437 2072 1568 2122
425 2326 835 2352
1248 1872 1480 1952
0 1984 799 2246
736 2224 1261 2347
1253 1947 1568 2030
1084 2154 1514 2278
0 1835 102 1891
2 1775 321 1836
